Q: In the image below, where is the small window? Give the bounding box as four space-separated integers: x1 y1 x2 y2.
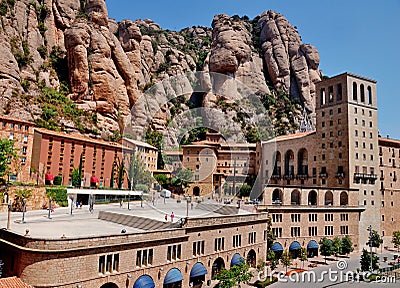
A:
353 82 358 101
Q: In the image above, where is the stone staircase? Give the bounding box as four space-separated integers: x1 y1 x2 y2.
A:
98 211 180 230
195 202 239 215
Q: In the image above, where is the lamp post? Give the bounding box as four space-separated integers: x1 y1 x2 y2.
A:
7 201 11 230
70 196 73 215
48 196 52 219
21 198 26 223
367 225 373 272
140 192 143 208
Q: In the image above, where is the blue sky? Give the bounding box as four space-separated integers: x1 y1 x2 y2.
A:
106 0 400 139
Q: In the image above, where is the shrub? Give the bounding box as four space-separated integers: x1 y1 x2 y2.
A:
21 79 30 92
135 184 149 192
46 187 68 207
53 175 62 186
37 45 47 59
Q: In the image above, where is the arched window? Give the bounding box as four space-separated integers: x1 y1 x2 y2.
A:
308 190 317 206
325 191 333 206
272 189 283 204
360 84 365 102
291 190 301 205
320 88 326 106
353 82 357 101
285 150 294 176
367 86 372 105
297 149 308 176
340 192 349 206
336 83 342 101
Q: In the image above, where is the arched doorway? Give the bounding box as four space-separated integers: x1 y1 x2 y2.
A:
291 190 301 205
100 283 118 288
307 240 319 258
193 186 200 196
325 191 333 206
230 253 244 267
308 190 317 206
270 242 283 259
289 241 301 258
133 275 155 288
211 257 225 279
189 262 208 288
163 268 183 288
340 192 348 206
272 189 283 204
246 249 256 268
273 151 282 176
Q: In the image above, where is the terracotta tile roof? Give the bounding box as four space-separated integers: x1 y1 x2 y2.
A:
379 137 400 147
0 277 32 288
122 137 157 150
34 128 122 149
273 131 316 142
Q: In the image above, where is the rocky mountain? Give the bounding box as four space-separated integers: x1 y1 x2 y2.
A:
0 0 321 141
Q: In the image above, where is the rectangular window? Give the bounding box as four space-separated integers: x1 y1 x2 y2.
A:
99 255 105 274
113 254 119 272
248 232 256 244
106 255 112 273
214 238 225 251
325 226 334 236
291 227 301 237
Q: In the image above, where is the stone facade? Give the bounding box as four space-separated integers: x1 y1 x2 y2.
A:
0 213 268 288
378 137 400 248
259 73 379 250
0 116 35 183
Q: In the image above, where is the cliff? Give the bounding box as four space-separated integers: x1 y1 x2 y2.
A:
0 0 321 140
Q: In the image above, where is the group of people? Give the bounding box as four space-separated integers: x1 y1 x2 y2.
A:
165 212 175 222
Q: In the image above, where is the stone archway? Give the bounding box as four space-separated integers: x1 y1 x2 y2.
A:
246 249 256 268
211 257 225 279
100 283 119 288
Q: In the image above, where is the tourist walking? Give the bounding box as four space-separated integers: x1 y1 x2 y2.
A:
171 212 174 222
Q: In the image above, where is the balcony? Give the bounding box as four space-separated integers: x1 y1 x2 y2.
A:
335 172 345 179
319 173 328 179
283 174 295 180
271 174 281 179
296 174 309 180
354 173 378 180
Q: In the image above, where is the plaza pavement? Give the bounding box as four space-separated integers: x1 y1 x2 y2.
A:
0 197 247 238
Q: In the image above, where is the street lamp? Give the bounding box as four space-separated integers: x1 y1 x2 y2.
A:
140 192 143 208
367 225 373 272
7 201 12 230
48 196 52 219
21 198 26 223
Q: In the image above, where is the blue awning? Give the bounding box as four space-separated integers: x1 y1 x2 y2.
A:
164 268 183 285
190 262 208 278
133 275 155 288
270 242 284 252
230 253 245 267
307 240 319 250
289 241 301 251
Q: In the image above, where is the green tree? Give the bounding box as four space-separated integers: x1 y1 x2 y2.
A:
171 168 193 194
71 168 81 188
154 174 168 187
367 230 382 252
299 247 308 268
267 250 278 272
392 231 400 253
266 217 276 250
319 237 334 264
239 184 252 198
341 236 354 255
13 189 32 211
332 237 343 258
360 249 379 272
280 250 292 273
0 139 17 181
126 152 152 190
214 262 253 288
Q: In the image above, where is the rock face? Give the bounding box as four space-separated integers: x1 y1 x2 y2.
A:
0 0 321 139
258 10 321 111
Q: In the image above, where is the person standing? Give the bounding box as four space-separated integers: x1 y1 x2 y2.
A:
165 214 168 222
170 212 174 222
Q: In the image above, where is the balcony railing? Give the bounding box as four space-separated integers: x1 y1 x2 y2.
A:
319 173 328 178
296 174 309 180
283 174 295 180
335 172 345 179
354 173 378 180
271 174 281 179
